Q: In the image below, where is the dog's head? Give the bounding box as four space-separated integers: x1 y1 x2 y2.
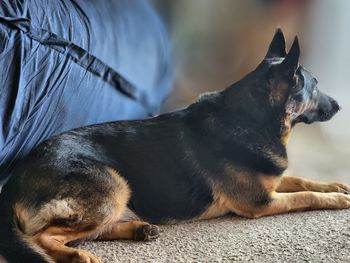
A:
220 29 340 141
260 29 340 127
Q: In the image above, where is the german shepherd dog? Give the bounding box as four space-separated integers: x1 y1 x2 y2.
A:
0 29 349 263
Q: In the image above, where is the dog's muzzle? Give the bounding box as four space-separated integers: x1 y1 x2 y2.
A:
318 99 340 122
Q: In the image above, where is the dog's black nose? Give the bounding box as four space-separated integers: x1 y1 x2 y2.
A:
331 100 341 112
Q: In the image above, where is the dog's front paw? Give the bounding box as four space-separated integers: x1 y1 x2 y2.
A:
134 224 160 241
334 193 350 209
323 182 350 194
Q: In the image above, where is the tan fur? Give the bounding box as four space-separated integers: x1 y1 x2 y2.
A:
276 175 350 193
105 167 131 219
31 219 154 262
260 176 281 192
32 226 103 263
252 191 350 218
14 203 27 232
281 126 291 145
281 98 296 146
98 221 149 241
202 189 350 220
198 192 231 220
202 192 259 219
280 104 293 146
22 235 56 263
15 199 81 236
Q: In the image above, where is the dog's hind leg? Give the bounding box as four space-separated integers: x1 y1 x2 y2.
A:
32 226 102 263
97 221 159 241
276 175 349 194
15 164 133 262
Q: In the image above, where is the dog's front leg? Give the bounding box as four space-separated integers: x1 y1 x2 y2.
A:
276 175 350 194
251 191 350 218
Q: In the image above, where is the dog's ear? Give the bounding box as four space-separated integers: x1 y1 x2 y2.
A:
265 28 287 58
265 36 300 106
277 36 300 79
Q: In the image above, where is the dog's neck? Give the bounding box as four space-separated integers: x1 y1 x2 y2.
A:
186 96 289 175
280 118 292 146
220 83 292 148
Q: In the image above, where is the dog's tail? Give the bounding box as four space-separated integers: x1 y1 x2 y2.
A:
0 193 53 263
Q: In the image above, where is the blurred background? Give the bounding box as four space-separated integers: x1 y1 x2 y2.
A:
152 0 350 183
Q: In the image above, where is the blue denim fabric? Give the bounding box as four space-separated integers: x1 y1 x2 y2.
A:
0 0 172 180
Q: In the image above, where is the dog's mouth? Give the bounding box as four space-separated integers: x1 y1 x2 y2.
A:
318 108 340 122
294 115 313 124
295 107 340 125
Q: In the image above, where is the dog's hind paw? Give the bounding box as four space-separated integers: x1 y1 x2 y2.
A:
134 224 160 241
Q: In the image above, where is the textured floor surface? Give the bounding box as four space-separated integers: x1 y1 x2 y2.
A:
78 210 350 262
